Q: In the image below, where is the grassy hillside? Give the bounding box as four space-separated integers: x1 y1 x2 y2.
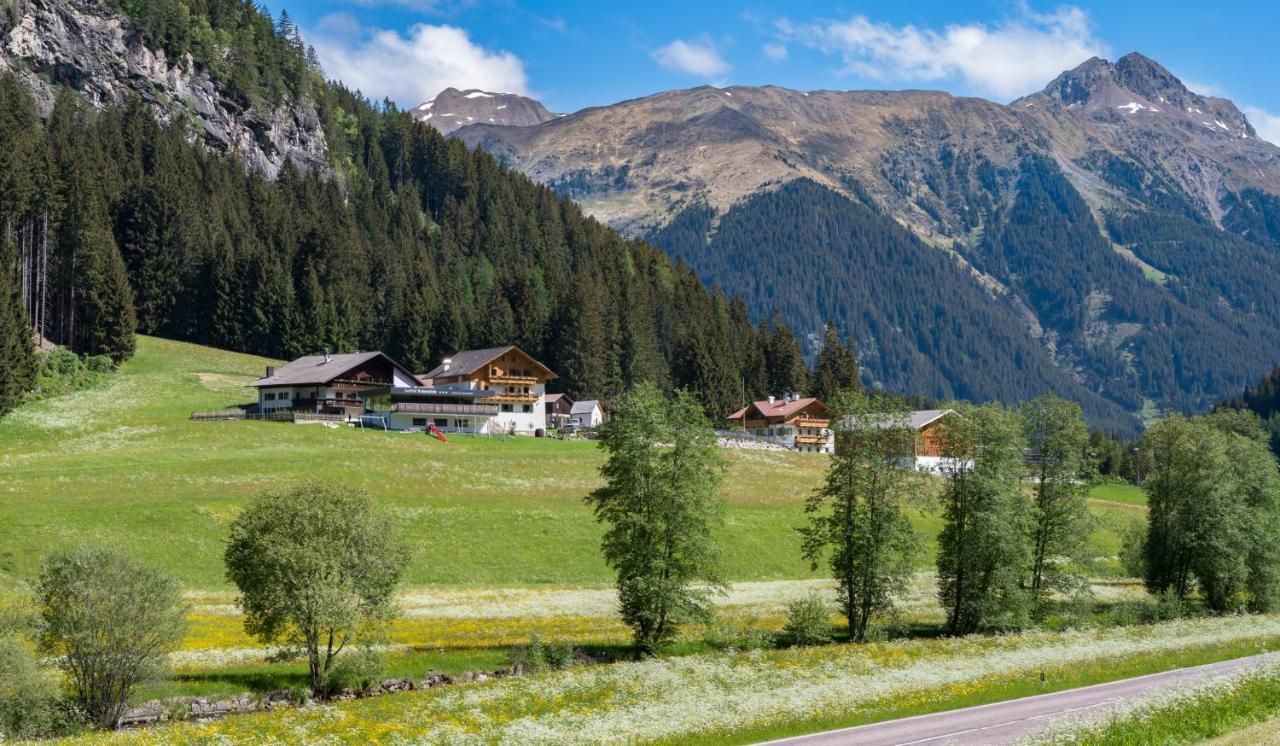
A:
0 337 840 590
0 336 1141 594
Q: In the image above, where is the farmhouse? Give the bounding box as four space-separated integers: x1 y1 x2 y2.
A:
726 394 834 453
570 399 605 429
545 393 574 428
420 346 557 434
844 408 960 473
247 351 420 419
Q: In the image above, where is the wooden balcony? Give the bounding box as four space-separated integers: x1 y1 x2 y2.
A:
489 374 539 385
794 433 830 446
492 392 540 404
791 418 830 429
392 402 500 416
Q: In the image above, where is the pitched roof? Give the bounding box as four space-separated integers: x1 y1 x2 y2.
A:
570 400 600 415
421 345 557 380
545 393 569 404
844 409 956 431
247 352 416 388
728 397 828 421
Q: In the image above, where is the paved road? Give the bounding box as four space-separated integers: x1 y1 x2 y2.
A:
761 652 1277 745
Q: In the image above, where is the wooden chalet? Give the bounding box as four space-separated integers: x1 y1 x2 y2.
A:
726 394 834 453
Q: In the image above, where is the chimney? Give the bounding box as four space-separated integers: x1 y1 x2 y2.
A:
767 395 775 405
323 348 332 364
442 357 452 371
265 366 275 378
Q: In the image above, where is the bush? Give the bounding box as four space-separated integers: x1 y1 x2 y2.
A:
510 633 577 673
0 634 77 739
27 349 112 402
36 547 187 729
782 593 834 647
325 646 385 696
1118 520 1147 579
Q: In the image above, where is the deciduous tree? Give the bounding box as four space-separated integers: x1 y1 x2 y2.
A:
586 383 725 653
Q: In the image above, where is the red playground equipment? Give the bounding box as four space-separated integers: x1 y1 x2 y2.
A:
427 423 449 442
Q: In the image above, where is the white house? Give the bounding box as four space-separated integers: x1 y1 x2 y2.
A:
419 346 558 435
247 351 420 420
569 399 605 429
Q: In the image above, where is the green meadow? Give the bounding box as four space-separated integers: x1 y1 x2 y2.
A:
0 336 1136 593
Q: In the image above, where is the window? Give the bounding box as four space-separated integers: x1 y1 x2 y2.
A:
434 418 448 428
522 405 532 413
264 393 276 401
501 404 513 412
412 418 427 427
279 391 290 400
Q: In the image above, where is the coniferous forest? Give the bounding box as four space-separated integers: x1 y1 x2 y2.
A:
0 0 829 419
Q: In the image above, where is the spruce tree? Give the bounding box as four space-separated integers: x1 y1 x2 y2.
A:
0 232 37 415
764 311 811 396
813 322 860 402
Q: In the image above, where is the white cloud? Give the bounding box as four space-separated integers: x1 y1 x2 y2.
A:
652 37 731 78
1245 106 1280 146
308 14 528 106
762 43 789 62
777 5 1108 100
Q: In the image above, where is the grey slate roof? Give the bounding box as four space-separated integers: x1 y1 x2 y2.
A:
247 352 414 388
844 409 955 431
570 400 601 415
421 345 556 380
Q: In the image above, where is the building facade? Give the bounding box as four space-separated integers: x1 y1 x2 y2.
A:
248 352 420 420
420 346 557 434
726 394 835 453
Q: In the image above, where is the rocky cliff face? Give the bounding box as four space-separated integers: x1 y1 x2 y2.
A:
413 87 555 136
0 0 328 178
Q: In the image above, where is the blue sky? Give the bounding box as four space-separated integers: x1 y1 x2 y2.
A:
284 1 1280 142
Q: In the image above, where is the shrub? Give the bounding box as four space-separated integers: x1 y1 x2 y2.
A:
27 349 113 402
510 633 578 673
0 634 77 739
1118 520 1147 579
36 547 186 729
326 646 385 696
782 593 834 647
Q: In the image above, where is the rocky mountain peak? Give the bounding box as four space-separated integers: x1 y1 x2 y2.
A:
1039 52 1196 110
413 87 555 135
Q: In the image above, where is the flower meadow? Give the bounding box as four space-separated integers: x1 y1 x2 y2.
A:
1028 656 1280 745
63 616 1280 744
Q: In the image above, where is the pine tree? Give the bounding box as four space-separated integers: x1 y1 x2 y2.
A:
813 321 860 402
0 232 37 415
557 280 607 399
764 311 811 396
63 182 136 364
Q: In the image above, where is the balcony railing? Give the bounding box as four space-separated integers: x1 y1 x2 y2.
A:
489 374 539 385
794 433 830 446
391 402 500 416
793 418 830 429
492 392 540 404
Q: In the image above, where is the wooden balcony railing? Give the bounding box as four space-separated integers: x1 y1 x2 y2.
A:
391 402 500 416
489 374 539 385
792 418 830 429
794 433 830 446
492 392 540 404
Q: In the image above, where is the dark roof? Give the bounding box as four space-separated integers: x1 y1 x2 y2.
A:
421 345 557 380
570 400 601 415
545 393 570 404
247 352 416 388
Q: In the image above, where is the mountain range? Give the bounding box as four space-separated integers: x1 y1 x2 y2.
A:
451 53 1280 432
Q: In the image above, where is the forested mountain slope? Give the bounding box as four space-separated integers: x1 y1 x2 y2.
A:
458 54 1280 431
0 0 808 420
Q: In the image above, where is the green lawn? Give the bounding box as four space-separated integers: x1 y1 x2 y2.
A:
0 337 1141 592
1090 481 1147 506
0 337 834 591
